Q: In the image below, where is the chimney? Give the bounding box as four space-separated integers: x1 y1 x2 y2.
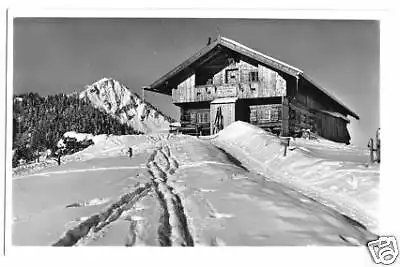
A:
207 37 212 45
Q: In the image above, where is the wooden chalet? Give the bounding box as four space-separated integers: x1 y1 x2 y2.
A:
146 36 359 144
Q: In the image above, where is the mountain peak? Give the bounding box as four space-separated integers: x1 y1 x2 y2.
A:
91 77 119 87
79 78 172 133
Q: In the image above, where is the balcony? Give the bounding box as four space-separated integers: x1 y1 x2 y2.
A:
172 82 285 104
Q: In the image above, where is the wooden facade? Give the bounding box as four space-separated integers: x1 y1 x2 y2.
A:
147 36 359 143
171 60 287 104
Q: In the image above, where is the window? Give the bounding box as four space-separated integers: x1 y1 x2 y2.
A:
204 112 209 123
227 57 236 65
190 113 196 123
195 111 210 124
249 71 259 82
225 69 239 84
266 109 271 121
250 104 281 123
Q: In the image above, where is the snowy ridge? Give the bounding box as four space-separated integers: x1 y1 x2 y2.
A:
79 78 171 133
213 121 379 230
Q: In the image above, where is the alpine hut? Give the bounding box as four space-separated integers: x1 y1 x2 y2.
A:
145 36 359 144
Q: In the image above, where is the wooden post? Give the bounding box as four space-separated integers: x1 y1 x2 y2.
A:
281 137 290 157
281 97 289 137
283 143 288 157
368 138 374 164
376 128 381 163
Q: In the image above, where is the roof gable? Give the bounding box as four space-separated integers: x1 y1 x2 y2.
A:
147 36 359 120
219 37 302 76
149 36 301 91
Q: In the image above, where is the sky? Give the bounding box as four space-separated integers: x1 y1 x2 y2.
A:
13 18 379 146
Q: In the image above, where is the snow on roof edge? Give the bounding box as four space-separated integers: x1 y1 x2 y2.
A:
301 73 359 120
220 36 303 74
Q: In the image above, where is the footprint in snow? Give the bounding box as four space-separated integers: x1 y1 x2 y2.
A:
134 204 147 212
198 188 217 193
231 174 247 180
210 212 235 219
65 197 110 208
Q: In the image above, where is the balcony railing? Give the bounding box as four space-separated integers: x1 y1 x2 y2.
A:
172 82 285 103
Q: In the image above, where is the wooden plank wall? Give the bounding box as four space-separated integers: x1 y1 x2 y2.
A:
289 101 350 143
315 111 350 143
171 59 287 103
172 73 195 103
288 102 317 135
295 87 324 111
215 60 287 98
210 102 235 133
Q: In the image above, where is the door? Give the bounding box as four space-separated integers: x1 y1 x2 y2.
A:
210 102 236 134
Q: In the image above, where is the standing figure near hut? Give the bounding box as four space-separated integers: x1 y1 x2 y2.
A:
128 147 133 158
55 149 62 166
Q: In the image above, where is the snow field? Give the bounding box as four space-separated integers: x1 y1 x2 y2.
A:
13 126 379 246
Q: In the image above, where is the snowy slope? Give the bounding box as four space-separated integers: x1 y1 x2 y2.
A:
79 78 171 133
13 130 378 246
212 121 379 231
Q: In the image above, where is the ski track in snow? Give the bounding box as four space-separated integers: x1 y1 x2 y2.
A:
52 182 152 246
146 142 194 246
52 134 194 246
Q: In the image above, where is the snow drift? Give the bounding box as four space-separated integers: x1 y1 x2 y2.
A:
213 121 379 231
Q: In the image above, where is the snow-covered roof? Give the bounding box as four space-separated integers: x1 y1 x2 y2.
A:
149 36 302 91
220 36 303 75
148 36 359 119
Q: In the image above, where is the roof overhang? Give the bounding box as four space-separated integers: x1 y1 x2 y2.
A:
149 36 302 92
143 86 171 96
300 74 359 120
147 36 359 120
